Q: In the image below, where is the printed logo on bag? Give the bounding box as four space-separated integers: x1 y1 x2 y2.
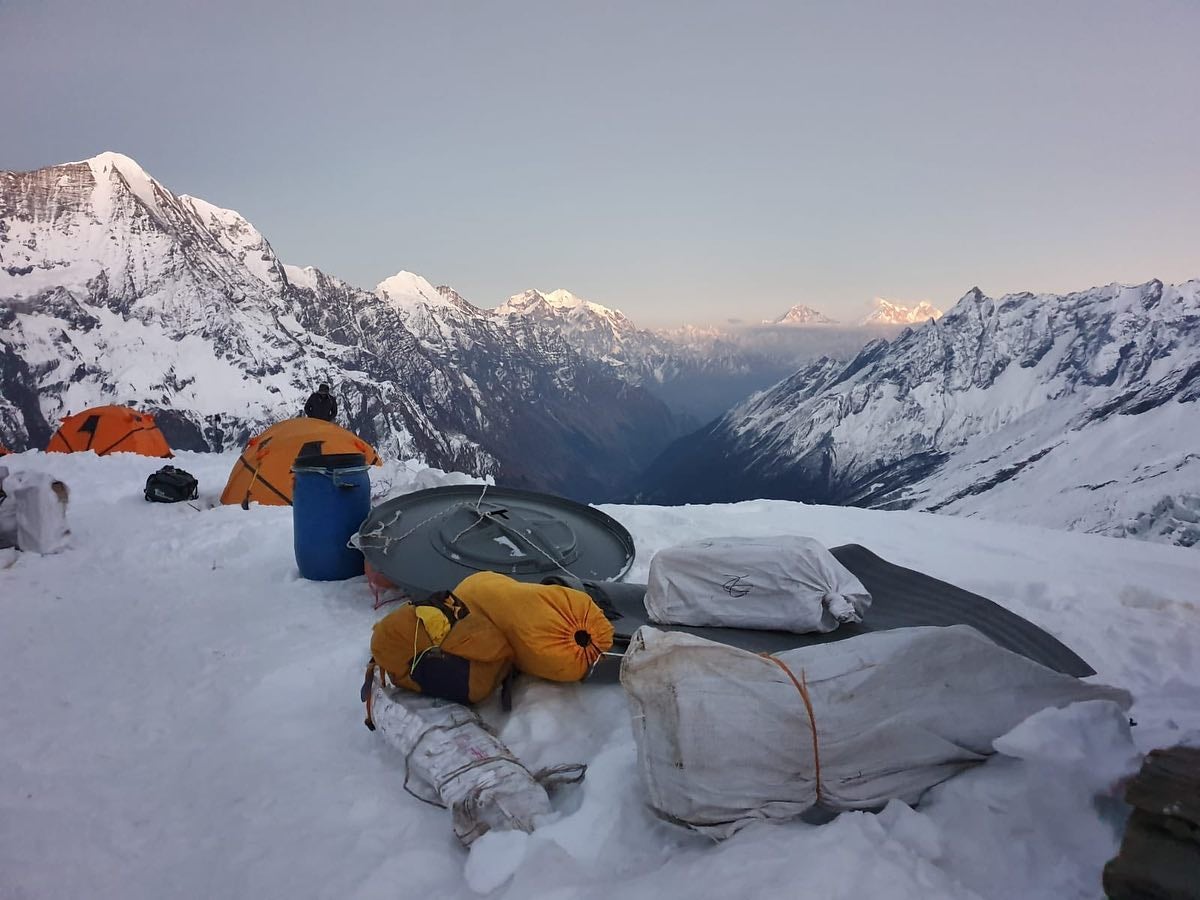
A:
721 575 752 598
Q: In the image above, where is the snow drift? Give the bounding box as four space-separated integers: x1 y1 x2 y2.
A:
1 449 1198 899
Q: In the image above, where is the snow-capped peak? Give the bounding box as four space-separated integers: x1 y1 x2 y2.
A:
763 304 839 326
861 297 944 326
495 289 549 315
81 151 164 216
82 151 153 182
497 288 629 324
541 289 586 309
376 270 451 307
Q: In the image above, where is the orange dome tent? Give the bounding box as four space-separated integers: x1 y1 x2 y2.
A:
46 405 173 458
220 417 382 508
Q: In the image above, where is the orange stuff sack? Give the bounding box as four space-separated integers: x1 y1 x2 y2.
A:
369 590 513 705
454 572 615 682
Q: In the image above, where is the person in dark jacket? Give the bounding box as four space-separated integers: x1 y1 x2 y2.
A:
304 384 338 422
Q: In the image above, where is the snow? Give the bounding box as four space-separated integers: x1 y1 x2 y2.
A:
496 289 629 324
540 288 626 321
282 263 320 292
763 304 840 326
178 194 282 289
920 398 1200 542
376 270 453 308
861 298 945 325
705 279 1200 546
85 151 162 215
2 449 1198 899
9 303 307 422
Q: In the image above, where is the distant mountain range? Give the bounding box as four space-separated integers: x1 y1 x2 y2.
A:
752 299 945 327
0 153 689 499
636 280 1200 546
7 152 1189 544
0 153 910 498
761 304 840 326
861 298 943 325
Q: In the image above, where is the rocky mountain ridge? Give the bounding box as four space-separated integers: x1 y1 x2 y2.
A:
0 153 684 500
637 280 1200 546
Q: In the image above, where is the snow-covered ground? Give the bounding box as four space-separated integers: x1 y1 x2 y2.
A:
1 450 1198 899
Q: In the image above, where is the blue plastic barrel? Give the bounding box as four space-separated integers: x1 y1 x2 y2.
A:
292 452 371 581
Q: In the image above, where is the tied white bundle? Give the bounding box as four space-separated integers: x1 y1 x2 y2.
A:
0 469 70 555
370 685 584 846
644 535 871 634
621 625 1132 838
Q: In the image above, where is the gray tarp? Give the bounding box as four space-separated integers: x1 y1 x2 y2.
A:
578 543 1096 678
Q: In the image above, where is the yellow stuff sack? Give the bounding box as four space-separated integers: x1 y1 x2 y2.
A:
454 572 615 682
370 590 514 704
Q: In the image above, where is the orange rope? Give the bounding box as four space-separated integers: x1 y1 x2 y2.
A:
764 655 823 805
363 662 377 730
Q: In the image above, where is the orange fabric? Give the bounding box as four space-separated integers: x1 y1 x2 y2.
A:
454 571 614 682
218 417 381 507
365 560 396 592
0 443 9 456
45 405 172 458
370 598 514 704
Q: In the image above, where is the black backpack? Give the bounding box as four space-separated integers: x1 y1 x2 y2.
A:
144 466 199 503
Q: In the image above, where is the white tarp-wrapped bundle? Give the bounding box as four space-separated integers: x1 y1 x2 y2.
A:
621 625 1131 839
644 535 871 633
0 469 70 555
370 684 584 846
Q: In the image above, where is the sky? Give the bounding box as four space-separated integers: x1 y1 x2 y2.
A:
1 0 1198 327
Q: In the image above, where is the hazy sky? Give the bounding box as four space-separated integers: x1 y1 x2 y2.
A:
2 0 1197 326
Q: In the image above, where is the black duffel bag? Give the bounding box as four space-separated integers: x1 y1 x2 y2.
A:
144 465 199 503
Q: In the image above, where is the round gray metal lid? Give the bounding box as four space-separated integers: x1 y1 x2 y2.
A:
355 485 635 599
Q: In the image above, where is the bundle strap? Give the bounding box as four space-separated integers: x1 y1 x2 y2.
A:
763 654 823 805
361 659 381 731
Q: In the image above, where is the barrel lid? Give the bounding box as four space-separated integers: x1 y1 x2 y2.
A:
354 484 636 600
293 452 366 469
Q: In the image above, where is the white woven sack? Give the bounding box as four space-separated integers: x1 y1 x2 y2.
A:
644 535 870 633
4 470 70 555
621 625 1131 838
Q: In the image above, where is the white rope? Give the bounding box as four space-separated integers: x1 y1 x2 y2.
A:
501 525 579 580
358 482 581 583
359 483 493 553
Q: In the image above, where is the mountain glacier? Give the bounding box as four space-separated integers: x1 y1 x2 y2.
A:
0 153 686 500
637 280 1200 546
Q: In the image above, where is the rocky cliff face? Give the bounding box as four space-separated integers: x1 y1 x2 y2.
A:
637 280 1200 545
0 153 684 500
